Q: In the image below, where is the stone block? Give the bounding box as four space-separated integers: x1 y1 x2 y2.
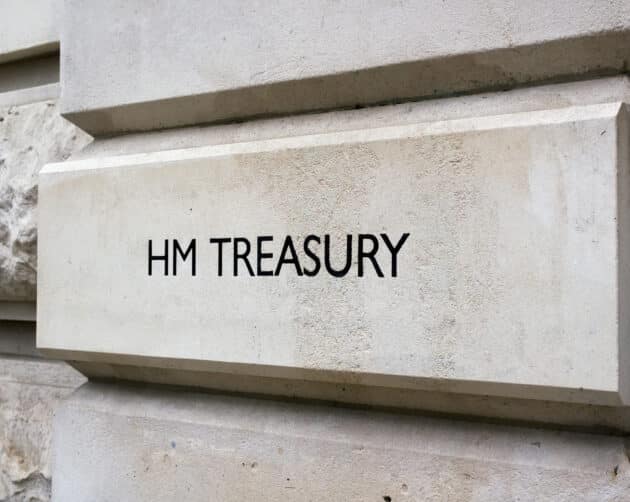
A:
0 355 85 501
51 382 630 502
0 98 91 302
37 98 630 407
60 0 630 134
0 0 59 63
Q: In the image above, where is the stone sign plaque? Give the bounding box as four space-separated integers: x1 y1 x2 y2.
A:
37 103 630 405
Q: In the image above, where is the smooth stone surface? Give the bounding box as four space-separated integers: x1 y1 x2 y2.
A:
38 100 630 406
0 355 85 501
72 76 630 161
0 0 59 63
0 98 91 302
69 359 630 434
60 0 630 134
0 83 58 108
52 382 630 502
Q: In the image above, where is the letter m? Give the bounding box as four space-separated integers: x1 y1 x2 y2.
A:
173 238 197 276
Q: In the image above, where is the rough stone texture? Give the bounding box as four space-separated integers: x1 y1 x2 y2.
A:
53 382 630 502
0 99 91 301
0 355 85 501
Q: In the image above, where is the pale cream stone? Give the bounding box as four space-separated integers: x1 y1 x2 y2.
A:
51 382 630 502
0 0 59 63
60 0 630 134
38 101 630 407
0 98 91 302
0 355 84 501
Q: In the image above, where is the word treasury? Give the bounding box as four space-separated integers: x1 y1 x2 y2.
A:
148 233 410 278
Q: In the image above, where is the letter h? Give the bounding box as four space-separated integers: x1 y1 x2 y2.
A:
148 239 169 276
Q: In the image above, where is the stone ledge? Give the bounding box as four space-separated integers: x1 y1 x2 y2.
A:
0 354 85 387
0 320 38 357
70 360 630 434
0 302 35 321
0 0 58 64
71 76 630 160
0 55 59 95
59 0 630 135
52 382 630 501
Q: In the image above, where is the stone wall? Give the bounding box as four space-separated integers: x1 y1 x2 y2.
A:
0 95 89 502
52 382 630 502
6 2 630 501
0 15 90 498
0 98 91 301
0 354 84 501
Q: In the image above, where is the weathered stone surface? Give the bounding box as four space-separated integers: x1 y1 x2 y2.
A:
52 382 630 502
60 0 630 134
73 76 630 160
38 101 630 408
0 99 91 301
0 355 85 501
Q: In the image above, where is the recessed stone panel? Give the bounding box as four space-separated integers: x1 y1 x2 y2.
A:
37 103 629 405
